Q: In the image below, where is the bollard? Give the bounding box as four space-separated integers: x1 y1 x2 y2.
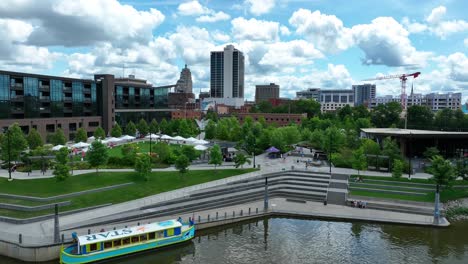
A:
233 211 235 217
249 208 251 215
216 212 218 220
256 208 258 214
19 234 22 244
241 209 243 216
208 214 210 221
125 225 127 228
113 227 116 230
62 234 64 242
88 229 90 234
225 212 227 219
137 222 140 226
198 215 201 223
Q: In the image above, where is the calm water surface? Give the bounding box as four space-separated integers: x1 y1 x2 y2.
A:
2 217 468 264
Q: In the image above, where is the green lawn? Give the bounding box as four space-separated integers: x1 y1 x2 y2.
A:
107 141 184 158
0 169 256 218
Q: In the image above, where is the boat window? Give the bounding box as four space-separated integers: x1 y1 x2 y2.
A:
148 232 156 240
131 236 139 243
104 241 112 249
113 239 122 247
89 243 97 251
122 237 130 245
140 234 147 241
167 228 174 237
157 231 164 238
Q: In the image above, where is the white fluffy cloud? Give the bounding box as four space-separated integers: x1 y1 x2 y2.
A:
196 11 230 23
280 25 291 36
289 9 353 53
211 31 230 43
258 40 323 69
177 1 209 16
244 0 276 16
352 17 431 67
404 6 468 39
232 17 280 42
465 38 468 47
0 0 165 47
169 26 216 66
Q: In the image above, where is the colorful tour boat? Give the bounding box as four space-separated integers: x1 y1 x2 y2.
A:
60 218 195 263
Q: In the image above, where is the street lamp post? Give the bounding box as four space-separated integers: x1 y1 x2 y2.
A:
329 132 332 174
4 128 12 181
408 132 412 179
149 127 152 155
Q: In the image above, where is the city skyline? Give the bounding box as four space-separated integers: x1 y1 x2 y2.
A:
0 0 466 102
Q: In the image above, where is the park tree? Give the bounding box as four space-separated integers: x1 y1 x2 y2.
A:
352 105 371 119
175 154 190 173
371 102 402 128
392 159 404 178
149 119 159 134
294 99 321 117
234 153 251 168
75 128 88 143
354 118 372 131
360 139 381 155
87 140 108 173
322 127 345 154
159 118 170 135
407 105 434 130
181 145 198 161
204 120 216 139
125 121 137 136
111 124 122 137
309 129 323 149
209 144 223 170
134 154 151 181
205 109 218 122
279 126 301 145
455 159 468 181
216 121 229 140
153 142 172 164
26 128 43 150
121 144 138 165
352 148 367 175
93 126 106 140
1 123 28 163
50 128 67 145
423 146 440 160
434 108 456 131
270 130 286 152
258 116 267 128
137 119 149 136
338 105 353 120
382 137 401 163
429 155 456 187
170 119 180 135
53 147 70 181
178 119 191 138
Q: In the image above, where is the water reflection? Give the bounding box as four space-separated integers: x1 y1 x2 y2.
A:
1 218 467 264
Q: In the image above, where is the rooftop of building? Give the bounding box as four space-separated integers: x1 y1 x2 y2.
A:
0 69 94 82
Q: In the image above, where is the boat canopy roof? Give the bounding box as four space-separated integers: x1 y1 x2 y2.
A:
77 220 182 246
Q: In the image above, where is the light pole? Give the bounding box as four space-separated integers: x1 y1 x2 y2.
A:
149 126 152 155
329 132 332 174
408 132 412 179
4 128 12 181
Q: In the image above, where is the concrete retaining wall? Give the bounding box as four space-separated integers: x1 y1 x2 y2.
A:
0 239 62 262
0 201 71 212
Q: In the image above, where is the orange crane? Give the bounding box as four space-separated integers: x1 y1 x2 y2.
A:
363 72 421 110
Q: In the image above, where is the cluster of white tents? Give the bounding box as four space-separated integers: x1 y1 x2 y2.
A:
51 134 210 152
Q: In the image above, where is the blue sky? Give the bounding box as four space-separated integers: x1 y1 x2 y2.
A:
0 0 467 102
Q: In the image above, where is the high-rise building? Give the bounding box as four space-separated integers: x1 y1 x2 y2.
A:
352 84 376 106
175 64 192 93
296 88 320 101
0 70 171 141
209 45 244 107
371 92 462 111
319 89 354 111
255 83 279 103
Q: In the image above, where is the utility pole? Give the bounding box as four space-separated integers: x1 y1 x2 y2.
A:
264 177 268 210
6 129 12 181
329 132 332 174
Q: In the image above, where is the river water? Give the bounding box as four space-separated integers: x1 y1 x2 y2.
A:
2 217 468 264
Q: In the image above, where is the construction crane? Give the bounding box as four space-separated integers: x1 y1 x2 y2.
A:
363 72 421 110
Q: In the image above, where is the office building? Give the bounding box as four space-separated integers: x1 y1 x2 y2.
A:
320 89 354 111
352 84 376 106
175 64 193 94
371 92 462 111
0 70 171 141
210 45 245 107
255 83 279 103
296 88 320 101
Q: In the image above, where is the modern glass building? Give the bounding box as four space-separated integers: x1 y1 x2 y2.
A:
0 70 170 141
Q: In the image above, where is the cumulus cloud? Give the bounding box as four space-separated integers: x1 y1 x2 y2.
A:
211 31 230 43
0 0 165 47
169 26 216 66
196 11 230 23
244 0 276 16
177 0 209 16
280 25 291 36
403 6 468 39
465 38 468 47
258 40 323 69
232 17 280 42
351 17 431 67
289 9 353 53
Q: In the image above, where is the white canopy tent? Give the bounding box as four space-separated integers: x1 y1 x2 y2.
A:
172 136 186 141
194 145 208 151
106 137 122 143
185 137 197 142
72 142 90 148
193 139 209 145
87 136 95 142
120 135 136 141
160 135 173 140
52 144 66 151
145 134 160 140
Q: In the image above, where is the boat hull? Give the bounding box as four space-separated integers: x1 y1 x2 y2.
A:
60 226 195 264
